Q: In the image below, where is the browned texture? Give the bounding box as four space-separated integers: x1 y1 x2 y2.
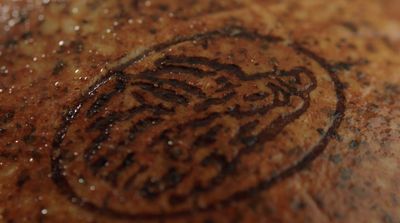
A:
0 1 399 223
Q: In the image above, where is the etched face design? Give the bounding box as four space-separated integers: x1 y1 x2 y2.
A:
52 27 343 217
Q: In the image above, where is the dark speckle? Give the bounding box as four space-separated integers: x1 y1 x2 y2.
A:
317 128 325 135
5 38 17 48
383 213 394 223
70 40 84 53
164 168 182 187
16 170 30 188
341 22 358 33
0 128 6 136
52 60 66 75
23 134 36 144
291 198 307 210
348 140 360 150
0 111 15 124
329 62 353 73
339 168 352 181
158 4 169 11
149 28 158 34
331 131 342 141
21 31 33 40
329 154 342 164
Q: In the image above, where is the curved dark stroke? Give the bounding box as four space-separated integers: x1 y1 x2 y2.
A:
51 26 346 220
81 54 316 199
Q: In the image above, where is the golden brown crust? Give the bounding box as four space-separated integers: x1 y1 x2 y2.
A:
0 1 399 223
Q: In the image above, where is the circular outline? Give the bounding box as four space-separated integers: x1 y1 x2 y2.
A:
51 26 346 220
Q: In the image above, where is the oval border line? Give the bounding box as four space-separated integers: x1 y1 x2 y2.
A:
51 26 346 220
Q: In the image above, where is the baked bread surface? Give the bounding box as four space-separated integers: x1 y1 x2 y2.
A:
0 0 399 222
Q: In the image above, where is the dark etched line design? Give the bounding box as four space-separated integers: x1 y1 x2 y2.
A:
51 26 346 220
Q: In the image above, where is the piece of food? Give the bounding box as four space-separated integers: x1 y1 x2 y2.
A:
0 0 399 222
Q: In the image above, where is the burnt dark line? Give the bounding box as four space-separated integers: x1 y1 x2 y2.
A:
176 93 311 201
243 92 269 101
225 103 274 117
105 152 136 186
139 168 185 200
90 156 109 174
123 165 149 191
154 55 278 81
197 154 236 191
82 104 171 164
87 112 120 131
128 117 163 141
86 77 127 118
163 79 207 98
52 70 120 148
133 82 189 105
0 110 15 124
138 76 207 98
195 46 345 215
0 151 17 160
171 152 238 203
215 82 236 93
131 92 146 104
83 106 151 162
86 92 115 117
233 120 260 144
52 103 83 148
194 91 236 112
113 26 282 72
277 66 317 95
51 27 345 220
84 130 110 162
147 63 217 78
268 83 291 106
186 112 221 129
211 46 347 211
192 124 223 148
258 96 310 144
53 27 281 147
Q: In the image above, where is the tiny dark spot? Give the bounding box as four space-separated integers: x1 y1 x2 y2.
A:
90 156 108 174
70 40 84 53
5 38 17 48
339 168 352 181
0 111 14 124
16 13 28 24
140 180 160 199
0 128 5 136
348 140 360 149
158 4 169 11
23 134 36 144
149 28 157 34
261 42 269 50
383 213 394 223
329 62 353 73
332 131 342 141
16 170 30 188
167 147 182 160
164 168 182 187
21 31 33 39
52 60 66 75
291 198 307 210
317 128 325 135
329 154 342 164
341 22 358 33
